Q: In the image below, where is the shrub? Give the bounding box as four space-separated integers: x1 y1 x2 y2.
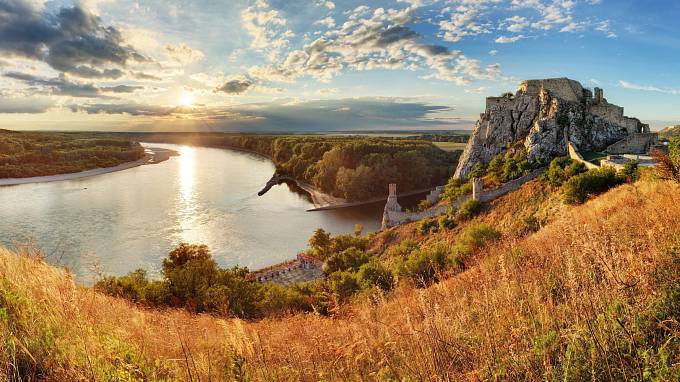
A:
438 215 456 230
396 245 450 287
329 271 361 300
323 247 370 274
442 177 472 202
543 156 586 186
357 261 394 291
563 167 625 204
418 218 438 235
463 223 501 248
621 160 640 182
385 239 419 258
458 199 481 220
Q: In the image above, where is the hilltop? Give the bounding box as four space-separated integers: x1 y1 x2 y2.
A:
456 78 655 179
2 174 678 380
660 125 680 139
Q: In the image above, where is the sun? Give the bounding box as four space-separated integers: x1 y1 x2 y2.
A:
179 90 194 107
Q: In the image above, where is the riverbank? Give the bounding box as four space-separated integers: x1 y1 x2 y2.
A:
0 147 176 187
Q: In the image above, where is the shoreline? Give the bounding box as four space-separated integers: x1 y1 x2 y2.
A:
0 147 176 187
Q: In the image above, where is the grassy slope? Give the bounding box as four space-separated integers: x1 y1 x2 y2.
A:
1 180 679 380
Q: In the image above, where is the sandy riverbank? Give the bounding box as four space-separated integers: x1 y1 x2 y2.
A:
0 147 176 187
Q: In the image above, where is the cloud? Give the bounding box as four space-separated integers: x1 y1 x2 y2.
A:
68 97 460 131
0 1 147 79
215 78 253 94
241 0 293 60
313 16 336 28
438 1 493 43
488 49 498 56
4 71 141 98
0 94 54 113
596 20 617 38
164 43 205 64
495 35 525 43
249 4 502 85
506 16 529 32
314 1 335 10
619 80 680 95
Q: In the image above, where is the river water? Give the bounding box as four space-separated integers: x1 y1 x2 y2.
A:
0 143 385 282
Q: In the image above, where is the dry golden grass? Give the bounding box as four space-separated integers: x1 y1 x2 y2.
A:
1 180 679 380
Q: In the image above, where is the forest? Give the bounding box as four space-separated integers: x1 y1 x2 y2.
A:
0 130 145 178
133 133 461 201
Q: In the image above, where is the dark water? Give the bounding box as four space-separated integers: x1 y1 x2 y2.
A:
0 144 385 282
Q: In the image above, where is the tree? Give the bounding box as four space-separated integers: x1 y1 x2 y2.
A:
357 261 394 291
308 228 331 256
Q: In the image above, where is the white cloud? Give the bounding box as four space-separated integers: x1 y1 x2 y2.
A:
241 0 294 60
506 15 529 32
619 80 680 95
165 43 205 64
596 20 617 38
314 16 336 28
489 49 498 56
495 35 525 43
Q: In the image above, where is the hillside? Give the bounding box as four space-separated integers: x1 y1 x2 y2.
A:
660 125 680 140
2 178 678 380
0 130 145 179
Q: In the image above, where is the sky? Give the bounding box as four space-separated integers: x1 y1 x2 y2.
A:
1 0 679 132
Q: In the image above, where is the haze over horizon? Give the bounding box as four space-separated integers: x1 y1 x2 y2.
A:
1 0 679 132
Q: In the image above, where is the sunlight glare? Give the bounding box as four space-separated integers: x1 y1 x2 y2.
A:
179 90 194 107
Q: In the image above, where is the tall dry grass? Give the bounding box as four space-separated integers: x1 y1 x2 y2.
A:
1 180 679 381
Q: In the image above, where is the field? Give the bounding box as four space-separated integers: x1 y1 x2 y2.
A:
0 130 145 179
432 141 468 151
2 177 678 380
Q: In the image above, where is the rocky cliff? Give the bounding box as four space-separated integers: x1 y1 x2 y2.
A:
455 78 649 179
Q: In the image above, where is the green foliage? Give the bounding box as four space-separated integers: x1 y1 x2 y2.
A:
543 156 587 186
323 247 370 274
357 261 394 291
396 245 451 287
442 177 472 202
438 215 456 230
458 199 481 220
450 224 501 271
562 167 625 204
418 217 438 235
621 160 641 182
329 271 361 300
481 147 534 185
309 228 331 257
0 130 145 178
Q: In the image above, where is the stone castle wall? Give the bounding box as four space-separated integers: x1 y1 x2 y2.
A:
606 133 659 154
519 78 584 103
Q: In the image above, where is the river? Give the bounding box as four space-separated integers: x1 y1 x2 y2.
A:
0 143 386 282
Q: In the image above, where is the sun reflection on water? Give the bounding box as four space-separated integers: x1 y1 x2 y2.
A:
178 146 195 203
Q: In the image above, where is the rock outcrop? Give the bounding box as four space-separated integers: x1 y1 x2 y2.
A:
455 78 649 179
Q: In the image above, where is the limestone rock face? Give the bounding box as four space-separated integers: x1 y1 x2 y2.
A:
454 78 647 179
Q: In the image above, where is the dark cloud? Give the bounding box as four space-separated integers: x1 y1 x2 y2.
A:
215 79 253 94
102 85 144 93
70 103 180 116
4 71 140 98
0 0 146 79
375 26 419 47
68 97 461 131
0 96 53 113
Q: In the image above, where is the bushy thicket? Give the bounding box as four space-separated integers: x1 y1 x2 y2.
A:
0 130 145 178
562 167 626 204
542 156 587 186
96 243 324 318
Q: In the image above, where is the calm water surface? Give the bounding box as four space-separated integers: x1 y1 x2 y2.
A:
0 144 384 282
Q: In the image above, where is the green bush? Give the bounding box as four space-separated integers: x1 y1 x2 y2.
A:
621 160 640 182
442 177 472 202
563 168 625 204
418 218 439 235
543 156 587 186
323 247 370 274
396 245 450 287
463 223 501 248
329 271 361 300
438 215 456 230
458 199 482 220
357 261 394 291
